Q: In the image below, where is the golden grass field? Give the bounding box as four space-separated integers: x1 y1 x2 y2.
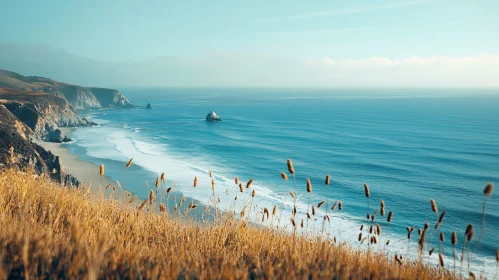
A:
0 157 496 279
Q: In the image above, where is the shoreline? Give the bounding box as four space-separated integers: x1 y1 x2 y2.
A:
36 129 115 190
36 127 215 220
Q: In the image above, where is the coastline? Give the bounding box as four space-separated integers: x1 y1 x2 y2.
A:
36 127 214 220
36 128 127 201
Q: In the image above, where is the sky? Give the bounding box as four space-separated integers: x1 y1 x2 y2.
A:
0 0 498 88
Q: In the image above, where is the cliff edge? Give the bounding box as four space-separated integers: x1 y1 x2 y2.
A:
0 105 79 186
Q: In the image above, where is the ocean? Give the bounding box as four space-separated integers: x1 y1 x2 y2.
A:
65 88 499 275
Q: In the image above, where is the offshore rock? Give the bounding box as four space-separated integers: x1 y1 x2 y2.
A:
206 111 222 122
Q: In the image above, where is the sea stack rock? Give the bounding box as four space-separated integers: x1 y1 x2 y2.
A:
146 103 152 109
206 111 222 122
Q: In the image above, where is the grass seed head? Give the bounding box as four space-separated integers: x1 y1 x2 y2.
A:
306 178 312 193
465 224 474 242
364 183 370 198
325 175 330 185
430 199 438 213
246 178 254 188
126 158 133 168
484 182 494 197
287 159 295 174
99 164 104 176
451 231 457 245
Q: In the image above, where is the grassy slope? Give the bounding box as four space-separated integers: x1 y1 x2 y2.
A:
0 168 452 279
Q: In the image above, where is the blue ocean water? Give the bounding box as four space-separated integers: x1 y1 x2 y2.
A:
66 88 499 274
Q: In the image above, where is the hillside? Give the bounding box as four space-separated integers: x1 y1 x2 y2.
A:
0 167 450 279
0 106 78 185
0 69 133 109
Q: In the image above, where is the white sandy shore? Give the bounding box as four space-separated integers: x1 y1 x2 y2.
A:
36 128 128 202
36 128 213 219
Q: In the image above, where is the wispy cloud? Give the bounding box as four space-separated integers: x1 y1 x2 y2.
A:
261 0 437 22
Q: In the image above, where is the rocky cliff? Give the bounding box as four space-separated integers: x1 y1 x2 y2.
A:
0 69 134 109
0 88 95 142
0 105 79 186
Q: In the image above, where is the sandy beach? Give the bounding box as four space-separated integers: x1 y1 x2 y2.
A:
36 128 129 202
36 128 215 220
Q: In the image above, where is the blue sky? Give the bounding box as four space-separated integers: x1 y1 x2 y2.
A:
0 0 498 87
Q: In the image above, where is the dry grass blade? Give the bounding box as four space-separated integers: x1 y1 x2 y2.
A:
439 253 444 267
331 201 338 211
138 199 147 211
435 210 446 229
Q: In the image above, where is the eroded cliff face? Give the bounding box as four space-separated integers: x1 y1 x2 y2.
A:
88 87 133 108
0 88 95 142
0 105 79 186
0 69 134 109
